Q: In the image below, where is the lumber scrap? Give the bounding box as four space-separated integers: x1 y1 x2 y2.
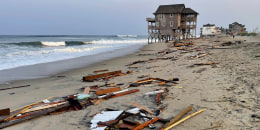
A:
103 89 140 99
0 108 10 116
93 69 109 73
164 109 206 130
132 117 159 130
161 106 192 129
96 87 121 96
82 70 122 81
131 102 154 115
10 96 54 113
0 85 30 91
0 103 70 129
23 102 67 113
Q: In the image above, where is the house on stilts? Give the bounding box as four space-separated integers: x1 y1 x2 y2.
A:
146 4 198 43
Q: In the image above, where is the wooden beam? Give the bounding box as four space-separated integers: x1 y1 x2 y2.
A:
95 87 121 96
132 117 159 130
131 102 154 115
162 106 192 129
164 109 206 130
0 108 10 116
82 70 122 81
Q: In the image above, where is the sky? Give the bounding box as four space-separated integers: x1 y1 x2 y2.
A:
0 0 259 35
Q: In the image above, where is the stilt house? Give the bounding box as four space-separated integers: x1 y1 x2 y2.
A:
146 4 198 43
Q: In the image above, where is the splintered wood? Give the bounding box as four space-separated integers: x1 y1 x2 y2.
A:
82 70 122 81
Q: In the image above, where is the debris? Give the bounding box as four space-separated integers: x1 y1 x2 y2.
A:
77 94 91 100
144 90 164 95
82 70 122 82
93 69 109 73
191 62 218 67
102 89 140 99
90 111 123 130
0 108 10 116
83 87 90 94
96 87 121 96
131 102 154 115
0 103 70 129
0 85 30 91
132 117 159 130
164 109 206 130
162 106 192 129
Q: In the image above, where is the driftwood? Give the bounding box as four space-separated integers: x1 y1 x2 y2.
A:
132 117 159 130
161 106 192 129
0 103 70 129
164 109 206 130
131 102 154 115
82 70 122 81
95 87 121 96
0 85 30 91
93 69 109 73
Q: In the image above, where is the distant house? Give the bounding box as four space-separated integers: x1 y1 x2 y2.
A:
201 24 221 37
146 4 198 43
229 22 247 35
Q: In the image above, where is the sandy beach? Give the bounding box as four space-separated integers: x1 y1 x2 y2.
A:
1 35 260 129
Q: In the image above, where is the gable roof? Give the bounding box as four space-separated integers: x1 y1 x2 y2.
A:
154 4 185 14
182 8 198 14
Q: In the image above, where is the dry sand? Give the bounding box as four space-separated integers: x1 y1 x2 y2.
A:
0 35 260 129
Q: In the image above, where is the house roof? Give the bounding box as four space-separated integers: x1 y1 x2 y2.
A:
182 8 198 14
203 24 215 27
154 4 185 14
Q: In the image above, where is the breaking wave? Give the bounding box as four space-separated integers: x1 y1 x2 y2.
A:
116 35 137 38
6 41 87 47
85 39 147 44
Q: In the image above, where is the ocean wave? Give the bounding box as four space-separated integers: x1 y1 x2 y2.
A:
5 41 88 47
85 39 147 44
116 35 137 38
54 46 110 53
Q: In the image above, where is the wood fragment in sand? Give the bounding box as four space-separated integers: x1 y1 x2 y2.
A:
132 117 159 130
82 70 122 81
162 106 192 129
0 85 30 91
0 108 10 116
95 87 121 96
93 69 109 73
164 109 206 130
131 102 154 115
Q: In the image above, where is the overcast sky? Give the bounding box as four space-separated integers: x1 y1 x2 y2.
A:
0 0 259 35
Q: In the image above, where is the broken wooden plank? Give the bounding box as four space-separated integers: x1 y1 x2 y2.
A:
131 102 154 115
93 69 109 73
162 106 192 129
164 109 206 130
0 85 30 91
132 117 159 130
0 103 70 129
0 108 10 116
82 70 122 81
11 96 54 113
96 87 121 96
103 89 140 99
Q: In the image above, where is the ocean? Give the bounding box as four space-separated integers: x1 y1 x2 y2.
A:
0 35 147 83
0 35 147 71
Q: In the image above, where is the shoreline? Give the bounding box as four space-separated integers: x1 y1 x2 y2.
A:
0 43 145 84
1 35 260 129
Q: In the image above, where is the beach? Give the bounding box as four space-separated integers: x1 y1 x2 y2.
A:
1 35 260 129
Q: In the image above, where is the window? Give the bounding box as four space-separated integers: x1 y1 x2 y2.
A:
162 21 166 27
187 14 194 18
170 21 173 27
156 22 159 27
170 13 173 17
